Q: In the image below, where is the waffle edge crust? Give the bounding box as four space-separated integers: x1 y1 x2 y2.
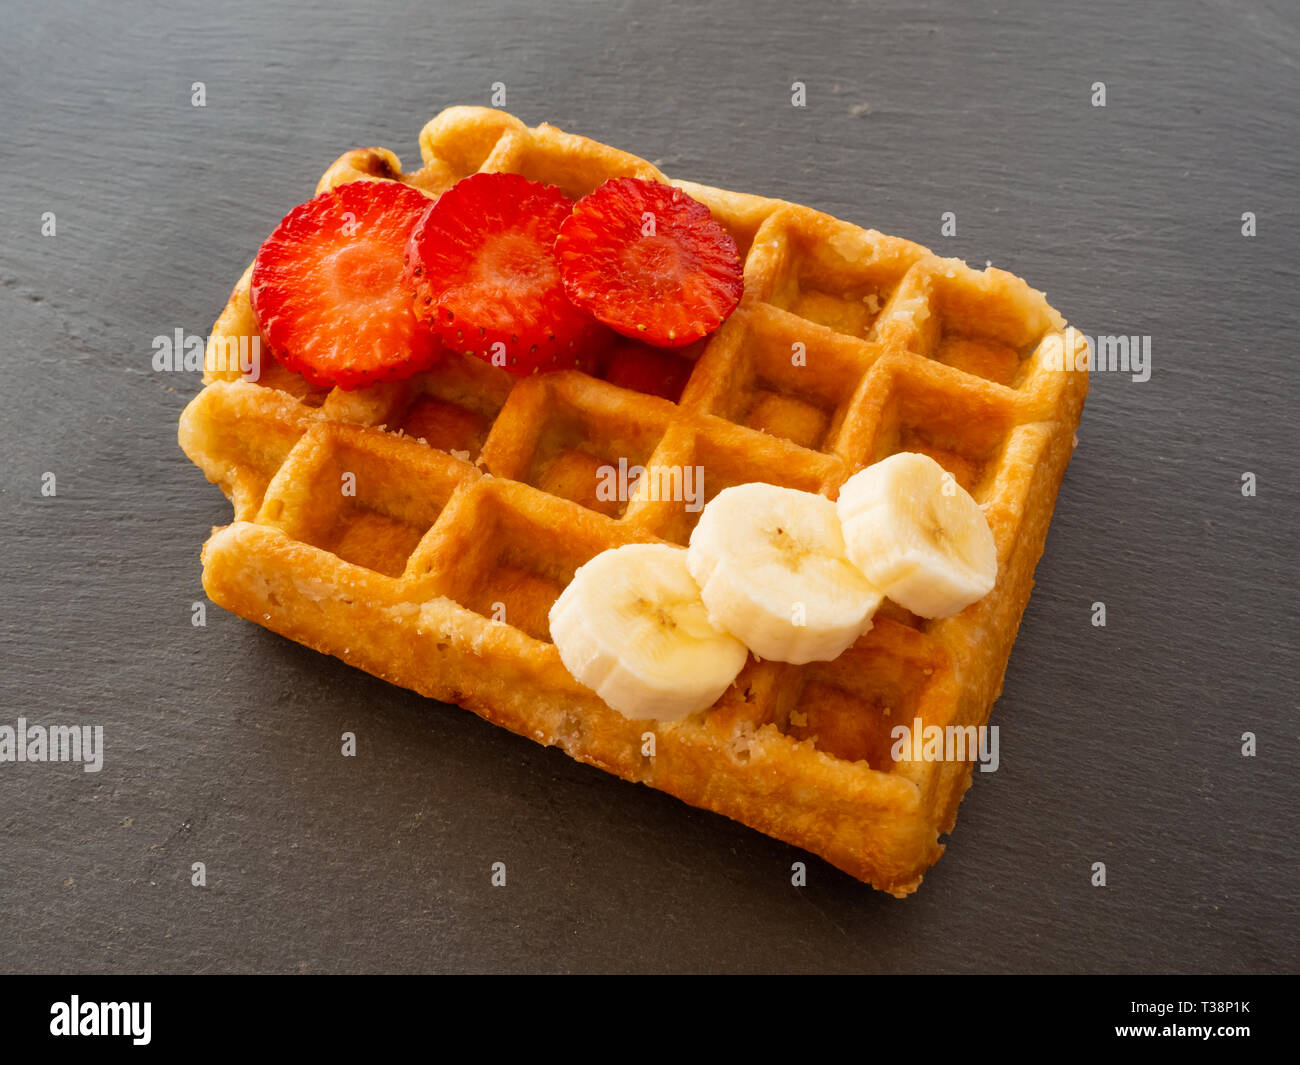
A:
179 106 1088 895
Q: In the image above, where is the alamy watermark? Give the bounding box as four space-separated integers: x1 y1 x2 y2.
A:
891 718 999 772
1042 326 1151 383
596 458 705 512
50 996 150 1045
0 718 103 773
152 328 261 380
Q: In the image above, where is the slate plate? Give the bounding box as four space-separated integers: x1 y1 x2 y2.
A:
0 0 1295 973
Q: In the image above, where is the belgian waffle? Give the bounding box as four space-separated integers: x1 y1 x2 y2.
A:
179 106 1088 895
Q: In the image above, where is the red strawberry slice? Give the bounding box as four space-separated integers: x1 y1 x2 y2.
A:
250 180 442 391
405 172 602 376
555 177 744 347
601 342 693 402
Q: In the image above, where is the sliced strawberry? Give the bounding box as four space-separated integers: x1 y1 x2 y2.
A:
601 341 693 402
555 177 744 347
405 172 601 376
250 180 442 391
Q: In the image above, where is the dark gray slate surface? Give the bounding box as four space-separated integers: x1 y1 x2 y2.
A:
1 0 1296 974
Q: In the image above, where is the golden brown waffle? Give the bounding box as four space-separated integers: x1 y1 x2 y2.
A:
179 106 1088 895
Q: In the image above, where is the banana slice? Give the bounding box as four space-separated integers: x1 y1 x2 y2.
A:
836 452 997 619
687 483 883 664
548 543 749 721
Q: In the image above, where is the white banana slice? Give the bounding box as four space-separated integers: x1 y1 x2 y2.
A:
836 452 997 619
687 483 883 664
548 542 749 721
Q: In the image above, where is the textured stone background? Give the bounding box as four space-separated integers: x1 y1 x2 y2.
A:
1 0 1295 972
